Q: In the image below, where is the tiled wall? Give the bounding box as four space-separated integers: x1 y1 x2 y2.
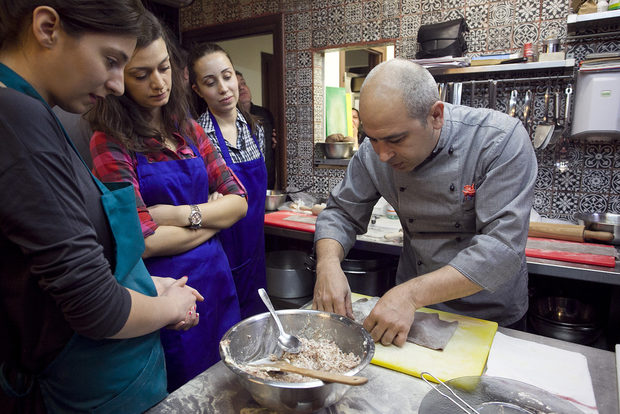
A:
180 0 620 220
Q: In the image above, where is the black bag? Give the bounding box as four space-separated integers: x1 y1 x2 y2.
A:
416 18 469 59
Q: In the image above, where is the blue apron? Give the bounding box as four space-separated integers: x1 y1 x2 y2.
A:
136 140 241 392
0 64 167 413
209 111 268 319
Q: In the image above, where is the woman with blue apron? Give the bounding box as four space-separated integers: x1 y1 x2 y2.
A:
135 141 242 391
0 64 168 412
209 111 268 320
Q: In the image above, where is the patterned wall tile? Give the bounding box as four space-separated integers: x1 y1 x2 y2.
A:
581 169 611 193
383 0 400 17
488 2 513 27
465 5 488 29
364 1 382 20
541 0 568 21
584 144 614 168
401 14 421 38
345 3 364 22
402 0 421 14
514 0 539 24
383 18 401 39
578 194 609 213
487 26 512 51
513 22 539 47
362 20 382 42
421 0 442 13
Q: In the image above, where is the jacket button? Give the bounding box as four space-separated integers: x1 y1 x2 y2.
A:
408 218 414 223
456 237 462 242
455 222 461 228
417 260 422 266
448 145 454 155
399 187 406 192
450 183 455 191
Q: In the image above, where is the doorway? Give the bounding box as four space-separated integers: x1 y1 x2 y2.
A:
181 14 286 189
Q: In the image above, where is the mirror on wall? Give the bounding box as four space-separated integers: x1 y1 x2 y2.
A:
315 43 394 164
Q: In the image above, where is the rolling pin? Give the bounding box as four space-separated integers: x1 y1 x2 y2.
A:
529 222 614 243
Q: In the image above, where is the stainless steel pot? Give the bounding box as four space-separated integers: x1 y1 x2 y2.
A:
575 212 620 245
266 250 314 299
321 142 354 159
265 190 287 211
306 251 398 297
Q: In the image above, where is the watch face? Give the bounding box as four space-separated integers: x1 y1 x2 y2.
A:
190 211 201 225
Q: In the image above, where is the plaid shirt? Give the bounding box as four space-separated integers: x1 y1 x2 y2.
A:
90 120 246 238
197 109 265 164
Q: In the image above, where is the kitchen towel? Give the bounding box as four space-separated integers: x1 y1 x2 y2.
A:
485 332 598 414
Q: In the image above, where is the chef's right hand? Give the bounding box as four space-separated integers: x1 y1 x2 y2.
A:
312 260 354 319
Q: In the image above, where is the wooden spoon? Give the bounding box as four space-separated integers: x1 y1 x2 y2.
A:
256 360 368 386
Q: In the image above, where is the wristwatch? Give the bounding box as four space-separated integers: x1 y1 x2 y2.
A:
188 204 202 229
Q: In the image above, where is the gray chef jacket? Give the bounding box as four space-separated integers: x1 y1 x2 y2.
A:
315 103 537 326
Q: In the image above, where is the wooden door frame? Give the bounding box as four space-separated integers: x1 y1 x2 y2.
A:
181 14 287 189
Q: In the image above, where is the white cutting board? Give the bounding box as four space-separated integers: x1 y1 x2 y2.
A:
351 293 498 383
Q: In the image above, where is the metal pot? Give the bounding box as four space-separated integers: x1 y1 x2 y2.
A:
265 190 287 211
574 212 620 245
266 250 314 299
322 142 355 159
528 295 603 345
305 251 397 297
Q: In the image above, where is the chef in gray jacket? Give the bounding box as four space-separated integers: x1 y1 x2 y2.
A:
313 58 536 347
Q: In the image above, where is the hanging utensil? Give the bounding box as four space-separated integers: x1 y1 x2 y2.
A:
439 82 447 102
532 87 554 149
507 89 518 117
488 80 497 110
452 82 462 105
547 89 563 147
522 90 532 136
555 84 573 173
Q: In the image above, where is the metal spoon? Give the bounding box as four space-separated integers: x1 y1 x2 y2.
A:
258 288 302 354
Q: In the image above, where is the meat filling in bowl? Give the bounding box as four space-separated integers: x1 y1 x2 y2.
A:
243 337 361 383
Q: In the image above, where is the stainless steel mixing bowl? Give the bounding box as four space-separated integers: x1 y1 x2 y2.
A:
265 189 287 211
219 309 374 413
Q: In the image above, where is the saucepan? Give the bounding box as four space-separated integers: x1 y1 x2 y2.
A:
575 212 620 245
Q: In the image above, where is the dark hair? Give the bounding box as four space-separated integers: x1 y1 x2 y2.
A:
86 11 195 153
187 42 258 137
0 0 145 50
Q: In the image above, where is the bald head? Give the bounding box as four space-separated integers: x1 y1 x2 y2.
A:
360 58 439 124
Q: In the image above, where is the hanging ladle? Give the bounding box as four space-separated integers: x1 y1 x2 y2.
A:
258 288 302 354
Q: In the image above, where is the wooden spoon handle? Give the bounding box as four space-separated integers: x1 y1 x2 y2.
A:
269 362 368 386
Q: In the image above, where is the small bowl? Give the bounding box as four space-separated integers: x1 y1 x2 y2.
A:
220 309 374 413
265 190 287 211
323 142 355 159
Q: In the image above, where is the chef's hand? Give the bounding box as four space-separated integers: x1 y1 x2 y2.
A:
312 260 354 320
152 276 205 330
363 284 417 347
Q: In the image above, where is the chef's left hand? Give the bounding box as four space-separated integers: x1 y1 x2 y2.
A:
363 284 417 347
152 276 204 331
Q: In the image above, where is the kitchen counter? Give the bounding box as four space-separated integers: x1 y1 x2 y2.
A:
147 327 618 414
264 217 620 286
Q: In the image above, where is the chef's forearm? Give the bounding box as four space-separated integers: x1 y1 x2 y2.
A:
315 238 345 268
403 265 483 309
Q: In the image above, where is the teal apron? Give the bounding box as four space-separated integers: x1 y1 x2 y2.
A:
0 64 167 413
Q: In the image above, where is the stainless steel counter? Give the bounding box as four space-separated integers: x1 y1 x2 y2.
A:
264 225 620 286
147 327 618 414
